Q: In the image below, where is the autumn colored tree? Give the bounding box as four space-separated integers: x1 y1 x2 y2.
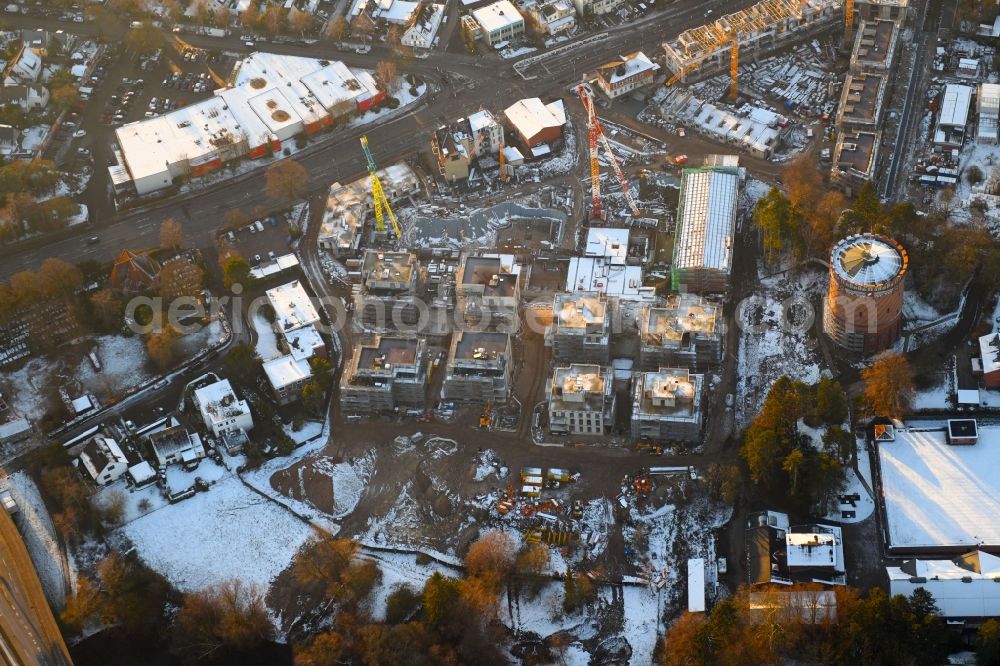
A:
659 611 709 666
325 16 347 40
159 217 184 250
464 531 516 588
37 258 82 300
241 2 261 30
977 619 1000 666
221 253 252 290
294 631 346 665
422 572 460 628
753 186 800 265
292 533 379 607
375 60 399 94
265 159 309 205
288 8 313 34
60 576 103 634
861 352 915 418
704 463 741 504
96 553 172 633
146 326 178 371
300 381 325 417
172 580 274 660
125 22 164 54
223 207 250 232
261 4 285 34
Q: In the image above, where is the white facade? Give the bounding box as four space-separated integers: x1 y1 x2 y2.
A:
934 84 973 147
402 3 445 48
79 436 128 486
473 0 525 45
193 379 254 437
594 51 659 99
888 551 1000 618
572 0 621 16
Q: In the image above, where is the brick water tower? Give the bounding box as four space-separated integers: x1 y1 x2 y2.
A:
823 233 908 355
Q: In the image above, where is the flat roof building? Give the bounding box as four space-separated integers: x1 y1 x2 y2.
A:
835 73 887 131
550 292 611 365
193 379 254 438
888 551 1000 619
672 165 740 294
456 253 521 330
355 250 424 331
850 19 899 73
441 331 513 404
630 368 704 443
472 0 524 45
638 294 723 371
876 423 1000 554
266 281 321 334
746 510 847 586
977 82 1000 144
263 355 313 405
340 336 428 414
831 131 880 195
547 364 616 436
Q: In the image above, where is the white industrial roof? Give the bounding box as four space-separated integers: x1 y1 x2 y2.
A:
831 234 905 287
263 355 312 390
300 61 365 110
674 168 739 273
888 552 1000 617
565 257 654 301
878 425 1000 550
266 281 321 332
468 109 496 133
503 97 565 141
473 0 522 32
938 83 973 129
687 558 705 612
585 228 629 265
980 83 1000 116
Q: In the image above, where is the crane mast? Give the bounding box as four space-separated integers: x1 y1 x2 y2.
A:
359 135 402 240
576 84 639 220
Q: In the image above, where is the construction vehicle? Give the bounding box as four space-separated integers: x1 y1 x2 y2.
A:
479 401 492 428
359 135 402 239
576 83 639 220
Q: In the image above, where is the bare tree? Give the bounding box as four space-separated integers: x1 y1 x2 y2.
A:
265 159 309 204
375 61 400 94
159 217 184 250
173 580 274 660
325 15 347 40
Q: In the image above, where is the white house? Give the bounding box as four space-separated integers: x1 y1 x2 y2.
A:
193 379 254 437
4 47 42 85
401 3 445 48
148 426 205 468
571 0 621 17
79 436 129 486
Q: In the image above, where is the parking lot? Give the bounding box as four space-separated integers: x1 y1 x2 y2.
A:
220 214 294 267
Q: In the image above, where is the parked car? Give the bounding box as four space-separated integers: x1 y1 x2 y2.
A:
72 129 86 138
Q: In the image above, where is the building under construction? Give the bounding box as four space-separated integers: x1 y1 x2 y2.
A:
637 294 724 371
550 292 611 365
661 0 841 83
671 163 741 294
353 250 425 331
340 335 429 414
441 331 513 404
630 368 704 443
823 233 907 355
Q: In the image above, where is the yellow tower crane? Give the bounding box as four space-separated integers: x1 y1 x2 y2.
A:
359 135 402 239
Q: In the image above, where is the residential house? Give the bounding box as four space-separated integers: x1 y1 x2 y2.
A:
593 52 659 99
522 0 576 35
746 510 847 587
401 3 446 48
0 84 49 109
193 379 254 437
571 0 621 17
887 551 1000 619
79 435 129 486
976 331 1000 388
148 425 205 468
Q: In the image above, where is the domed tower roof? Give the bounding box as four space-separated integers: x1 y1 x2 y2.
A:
831 233 907 288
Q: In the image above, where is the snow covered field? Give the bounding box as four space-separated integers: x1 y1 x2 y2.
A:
877 425 1000 550
736 272 824 428
117 467 312 592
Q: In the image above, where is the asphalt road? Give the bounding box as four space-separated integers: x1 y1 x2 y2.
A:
0 508 72 666
0 0 753 280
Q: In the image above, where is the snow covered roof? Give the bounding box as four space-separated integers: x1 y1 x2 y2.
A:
978 332 1000 374
300 61 365 111
473 0 523 33
888 551 1000 617
688 558 706 612
266 281 321 333
878 425 1000 551
585 228 629 265
371 0 420 23
565 257 654 301
979 83 1000 117
938 83 973 129
0 418 30 441
599 51 659 85
673 167 739 273
285 325 324 361
72 395 94 414
263 355 312 390
786 531 839 568
128 461 156 484
468 110 496 133
194 379 251 424
831 234 906 288
502 97 565 142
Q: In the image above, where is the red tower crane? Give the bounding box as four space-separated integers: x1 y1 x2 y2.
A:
576 84 639 220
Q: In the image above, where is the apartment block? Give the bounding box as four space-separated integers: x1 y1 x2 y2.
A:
547 364 616 436
441 331 513 404
630 368 704 443
340 336 428 414
354 250 424 331
550 292 610 365
456 253 520 330
639 294 723 371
